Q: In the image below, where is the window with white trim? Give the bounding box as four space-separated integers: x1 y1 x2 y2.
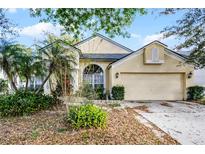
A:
83 64 104 89
151 48 159 62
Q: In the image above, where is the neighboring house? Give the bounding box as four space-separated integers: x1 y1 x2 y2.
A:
75 33 194 100
0 68 42 92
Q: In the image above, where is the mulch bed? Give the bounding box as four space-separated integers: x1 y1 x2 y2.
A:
0 105 178 145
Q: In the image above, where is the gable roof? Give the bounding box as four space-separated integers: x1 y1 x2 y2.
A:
74 33 133 53
108 40 187 68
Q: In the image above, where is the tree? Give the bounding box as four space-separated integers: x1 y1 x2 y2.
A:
0 43 43 92
161 9 205 69
0 9 17 43
30 8 146 38
35 34 80 94
0 43 22 91
0 9 18 91
13 46 44 91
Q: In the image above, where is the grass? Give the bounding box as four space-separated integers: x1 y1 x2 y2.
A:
0 104 178 145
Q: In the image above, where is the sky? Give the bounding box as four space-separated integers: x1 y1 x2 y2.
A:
6 8 184 51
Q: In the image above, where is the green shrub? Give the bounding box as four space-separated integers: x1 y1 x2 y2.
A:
75 83 106 100
187 86 205 100
76 83 97 100
95 85 105 100
67 103 107 129
0 79 8 94
111 85 125 100
0 91 56 117
51 83 63 98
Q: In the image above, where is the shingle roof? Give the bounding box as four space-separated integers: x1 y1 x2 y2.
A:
80 53 128 62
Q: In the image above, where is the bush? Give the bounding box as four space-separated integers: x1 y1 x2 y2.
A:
76 83 97 100
67 103 107 129
111 85 125 100
187 86 205 100
51 83 63 98
75 83 106 100
0 91 56 117
95 85 105 100
0 79 8 94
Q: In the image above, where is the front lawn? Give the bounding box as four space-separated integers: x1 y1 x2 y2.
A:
0 103 178 145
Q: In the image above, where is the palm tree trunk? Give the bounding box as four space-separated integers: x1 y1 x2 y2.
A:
25 77 29 91
10 80 18 91
36 71 52 94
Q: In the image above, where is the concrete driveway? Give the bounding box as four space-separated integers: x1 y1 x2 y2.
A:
122 101 205 145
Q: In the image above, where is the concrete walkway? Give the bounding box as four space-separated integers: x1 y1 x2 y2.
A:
121 101 205 145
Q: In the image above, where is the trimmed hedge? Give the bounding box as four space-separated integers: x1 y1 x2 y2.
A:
0 91 56 117
67 103 107 129
187 86 205 100
111 85 125 100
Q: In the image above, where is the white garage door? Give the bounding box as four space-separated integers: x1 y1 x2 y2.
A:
121 73 184 100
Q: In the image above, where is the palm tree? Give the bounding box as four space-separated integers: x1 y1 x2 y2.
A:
35 34 80 94
0 43 22 91
14 48 45 91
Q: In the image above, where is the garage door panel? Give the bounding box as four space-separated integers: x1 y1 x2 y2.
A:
121 73 184 100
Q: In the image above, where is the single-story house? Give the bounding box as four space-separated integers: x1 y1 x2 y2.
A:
0 33 196 100
74 33 194 100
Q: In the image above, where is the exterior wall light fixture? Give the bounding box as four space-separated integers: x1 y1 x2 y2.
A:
187 72 193 79
115 72 119 79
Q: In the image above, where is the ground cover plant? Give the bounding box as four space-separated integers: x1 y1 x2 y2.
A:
67 103 107 129
0 91 56 117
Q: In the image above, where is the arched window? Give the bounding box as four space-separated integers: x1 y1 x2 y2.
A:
151 48 159 62
83 64 104 89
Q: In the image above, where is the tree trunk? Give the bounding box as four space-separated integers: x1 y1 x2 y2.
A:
10 80 18 91
4 70 18 91
25 77 29 92
36 71 52 94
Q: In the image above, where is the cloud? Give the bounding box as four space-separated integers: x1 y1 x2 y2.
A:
143 33 165 45
130 33 141 39
19 22 64 39
8 8 17 13
142 33 176 45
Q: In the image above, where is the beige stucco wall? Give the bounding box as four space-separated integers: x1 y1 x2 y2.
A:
76 36 130 54
109 45 194 100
